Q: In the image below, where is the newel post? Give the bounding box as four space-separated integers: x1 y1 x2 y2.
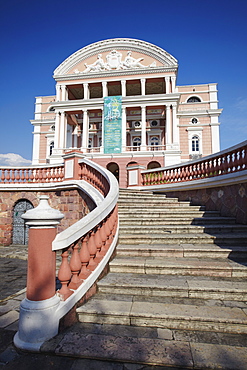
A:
14 195 64 351
127 164 145 187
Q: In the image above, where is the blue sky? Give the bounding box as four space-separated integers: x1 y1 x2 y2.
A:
0 0 246 165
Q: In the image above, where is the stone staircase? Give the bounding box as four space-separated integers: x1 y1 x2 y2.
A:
49 189 247 369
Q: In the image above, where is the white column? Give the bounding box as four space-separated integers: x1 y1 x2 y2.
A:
122 107 127 152
56 84 61 102
102 81 108 97
61 85 67 101
172 104 179 145
141 106 146 150
100 108 104 153
121 80 126 97
59 112 66 149
166 105 172 145
72 125 78 148
171 76 176 93
54 112 60 148
82 109 89 149
83 83 89 100
165 77 170 94
141 78 146 96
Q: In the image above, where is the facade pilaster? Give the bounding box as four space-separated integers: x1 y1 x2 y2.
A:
121 80 126 97
122 107 127 151
82 109 89 150
32 124 41 165
166 105 172 145
210 116 220 153
141 106 147 150
172 104 179 144
102 81 108 97
141 78 146 96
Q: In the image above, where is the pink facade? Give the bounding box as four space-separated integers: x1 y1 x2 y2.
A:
31 38 222 188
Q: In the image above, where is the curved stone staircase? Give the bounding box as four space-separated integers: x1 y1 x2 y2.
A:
47 189 247 369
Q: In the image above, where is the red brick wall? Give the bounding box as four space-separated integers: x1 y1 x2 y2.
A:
0 189 95 246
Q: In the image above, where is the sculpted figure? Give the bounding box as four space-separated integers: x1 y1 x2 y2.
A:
122 51 146 69
83 54 109 73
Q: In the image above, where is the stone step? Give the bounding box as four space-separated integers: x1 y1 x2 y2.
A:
118 233 247 245
109 256 247 277
97 272 247 301
118 204 205 210
118 209 219 217
49 321 247 368
76 297 247 334
116 243 247 259
118 198 190 205
119 224 247 234
119 216 237 225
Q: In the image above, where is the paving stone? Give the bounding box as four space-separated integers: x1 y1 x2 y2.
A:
0 311 19 328
191 342 247 370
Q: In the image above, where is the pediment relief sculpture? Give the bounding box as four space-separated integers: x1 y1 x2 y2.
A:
74 50 157 74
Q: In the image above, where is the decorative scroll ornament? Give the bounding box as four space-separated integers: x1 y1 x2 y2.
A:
77 50 156 73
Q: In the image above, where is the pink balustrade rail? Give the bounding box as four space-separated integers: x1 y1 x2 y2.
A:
0 165 64 183
57 205 118 301
55 159 118 301
142 141 247 186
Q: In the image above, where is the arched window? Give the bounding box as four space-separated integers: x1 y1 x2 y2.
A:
133 137 141 147
150 136 159 146
192 135 200 152
49 141 54 156
147 161 161 169
187 96 201 103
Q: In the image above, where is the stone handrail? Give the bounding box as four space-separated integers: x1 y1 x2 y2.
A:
141 140 247 186
0 164 65 183
13 153 119 351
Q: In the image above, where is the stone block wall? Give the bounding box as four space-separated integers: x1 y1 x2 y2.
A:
0 189 96 246
165 182 247 225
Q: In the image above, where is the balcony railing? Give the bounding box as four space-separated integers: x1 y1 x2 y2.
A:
142 141 247 186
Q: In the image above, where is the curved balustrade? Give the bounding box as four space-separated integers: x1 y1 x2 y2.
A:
0 165 64 183
142 141 247 186
13 155 119 351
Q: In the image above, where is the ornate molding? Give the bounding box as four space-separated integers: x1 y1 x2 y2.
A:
54 66 178 82
54 38 178 76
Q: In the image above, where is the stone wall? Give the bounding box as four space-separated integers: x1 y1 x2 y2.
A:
0 189 96 246
164 182 247 225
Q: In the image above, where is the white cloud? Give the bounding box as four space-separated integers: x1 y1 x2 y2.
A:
0 153 32 167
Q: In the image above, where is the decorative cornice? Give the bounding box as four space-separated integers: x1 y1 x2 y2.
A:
54 66 178 82
53 38 178 77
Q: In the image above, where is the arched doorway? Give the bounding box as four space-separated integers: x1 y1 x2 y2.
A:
147 161 161 169
107 162 119 182
12 200 34 245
